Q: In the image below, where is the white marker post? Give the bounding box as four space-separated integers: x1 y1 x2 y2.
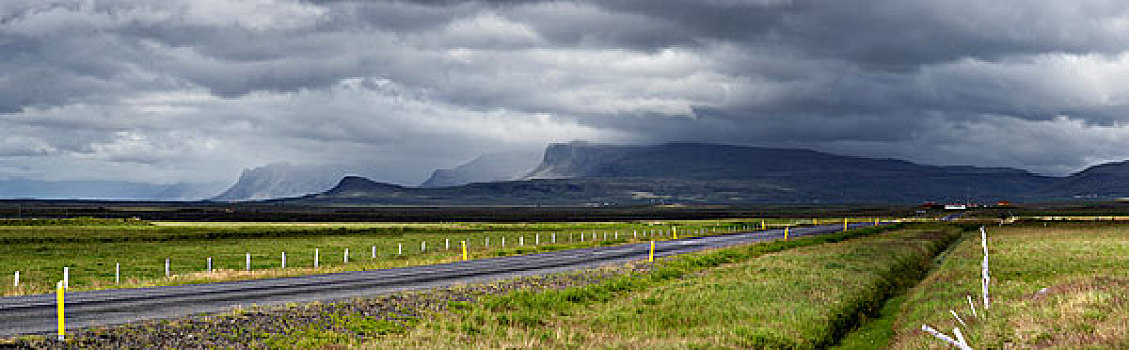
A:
922 324 972 350
63 267 69 289
552 233 556 243
246 253 251 271
967 295 977 318
164 258 170 278
485 237 490 248
502 237 506 248
344 248 349 263
13 271 18 288
281 252 286 269
207 258 212 274
314 248 320 268
115 263 120 284
422 241 427 253
520 236 524 246
536 234 540 245
398 243 402 256
981 226 991 309
950 309 968 329
372 245 376 259
446 239 450 250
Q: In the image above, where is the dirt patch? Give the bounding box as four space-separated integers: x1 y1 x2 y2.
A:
1026 276 1129 302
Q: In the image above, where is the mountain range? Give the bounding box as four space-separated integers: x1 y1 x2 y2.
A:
283 142 1129 205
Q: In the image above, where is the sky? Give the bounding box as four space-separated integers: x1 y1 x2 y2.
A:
3 0 1129 188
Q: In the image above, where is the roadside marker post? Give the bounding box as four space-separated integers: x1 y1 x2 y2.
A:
843 218 848 232
246 253 252 271
422 241 426 253
502 237 506 247
552 233 556 243
56 280 65 342
314 249 319 268
207 258 212 274
633 230 637 239
63 267 69 289
398 243 402 256
344 248 349 263
281 253 286 269
116 263 120 284
164 258 169 278
536 234 540 245
520 236 524 246
784 227 789 241
615 231 618 240
649 241 655 262
673 227 678 240
761 221 766 230
461 241 468 261
485 237 490 248
13 271 18 288
445 239 450 251
372 245 377 258
814 218 818 225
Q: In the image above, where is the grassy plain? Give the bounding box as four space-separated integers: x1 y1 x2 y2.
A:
358 223 959 349
0 217 872 295
888 222 1129 349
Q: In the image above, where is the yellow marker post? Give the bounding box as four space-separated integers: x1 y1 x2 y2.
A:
672 227 678 240
843 218 848 232
56 280 65 342
813 218 818 225
874 217 879 226
461 241 467 261
761 220 766 230
649 241 655 262
784 227 789 241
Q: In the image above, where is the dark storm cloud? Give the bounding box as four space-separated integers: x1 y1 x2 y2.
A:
1 0 1128 187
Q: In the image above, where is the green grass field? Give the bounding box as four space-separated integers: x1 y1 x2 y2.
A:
356 223 959 349
0 217 861 295
888 222 1129 349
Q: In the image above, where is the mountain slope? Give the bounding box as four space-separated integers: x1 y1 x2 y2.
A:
421 150 542 188
1038 161 1129 199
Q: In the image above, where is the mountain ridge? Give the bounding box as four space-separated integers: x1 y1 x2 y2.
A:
287 142 1115 205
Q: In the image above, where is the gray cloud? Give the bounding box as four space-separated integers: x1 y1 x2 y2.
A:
2 0 1129 191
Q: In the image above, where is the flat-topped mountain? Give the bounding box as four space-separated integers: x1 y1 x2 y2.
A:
524 141 1036 180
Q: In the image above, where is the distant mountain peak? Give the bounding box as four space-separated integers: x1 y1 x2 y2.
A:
212 163 345 202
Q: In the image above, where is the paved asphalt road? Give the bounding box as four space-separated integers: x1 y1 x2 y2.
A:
0 222 882 337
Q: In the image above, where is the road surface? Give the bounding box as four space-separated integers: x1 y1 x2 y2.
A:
0 222 882 336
